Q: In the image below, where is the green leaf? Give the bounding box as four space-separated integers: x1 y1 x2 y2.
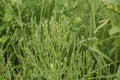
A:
102 0 120 5
0 26 6 31
2 0 23 26
0 36 9 44
3 7 13 22
11 0 18 5
0 76 5 80
90 47 114 63
109 27 120 35
116 66 120 80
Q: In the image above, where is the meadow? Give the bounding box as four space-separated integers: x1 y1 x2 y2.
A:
0 0 120 80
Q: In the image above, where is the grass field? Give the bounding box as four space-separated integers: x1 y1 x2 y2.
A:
0 0 120 80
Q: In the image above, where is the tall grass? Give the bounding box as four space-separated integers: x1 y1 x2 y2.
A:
0 0 120 80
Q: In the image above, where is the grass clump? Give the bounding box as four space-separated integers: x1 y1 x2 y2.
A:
0 0 120 80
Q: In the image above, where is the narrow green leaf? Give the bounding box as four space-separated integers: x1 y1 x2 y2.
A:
116 66 120 80
90 47 114 63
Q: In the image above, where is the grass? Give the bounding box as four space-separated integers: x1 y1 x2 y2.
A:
0 0 120 80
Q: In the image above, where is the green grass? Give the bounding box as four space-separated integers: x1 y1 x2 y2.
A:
0 0 120 80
